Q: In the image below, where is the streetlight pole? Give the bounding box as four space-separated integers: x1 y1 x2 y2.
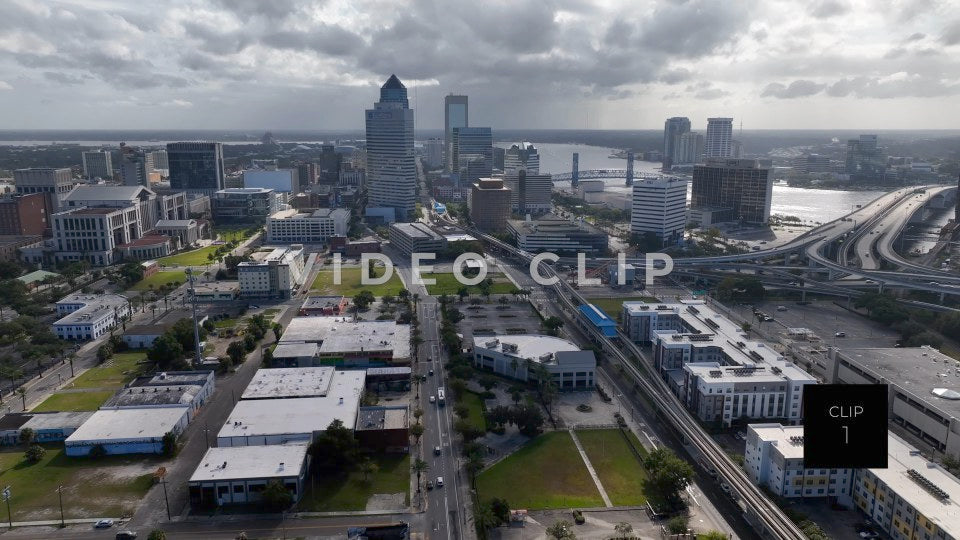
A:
3 486 11 529
56 485 64 528
185 269 202 368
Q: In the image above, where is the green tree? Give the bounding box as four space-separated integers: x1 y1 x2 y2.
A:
96 343 114 364
147 530 167 540
309 419 359 473
227 341 247 365
353 290 375 311
613 522 633 539
261 479 293 511
543 316 564 335
272 323 283 341
169 317 207 352
474 502 500 538
699 531 728 540
410 422 425 444
24 444 46 463
411 458 429 484
643 448 695 508
148 334 185 370
18 427 35 447
161 432 177 457
546 519 576 539
358 458 380 483
666 515 689 534
489 497 510 525
457 286 470 302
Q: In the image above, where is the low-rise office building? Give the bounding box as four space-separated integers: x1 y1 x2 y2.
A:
190 282 239 302
266 208 349 244
52 293 131 341
279 317 412 366
154 219 203 247
299 295 349 316
825 346 960 459
64 407 190 456
105 370 215 420
355 406 409 453
0 412 94 445
507 214 608 255
1 235 43 263
472 335 596 389
270 343 321 368
237 245 306 299
116 234 175 260
389 222 447 256
188 444 310 507
212 188 280 223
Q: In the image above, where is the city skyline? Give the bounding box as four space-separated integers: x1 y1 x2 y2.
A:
1 0 959 130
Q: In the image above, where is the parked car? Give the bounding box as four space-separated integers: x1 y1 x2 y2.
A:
858 531 879 539
776 306 788 312
94 519 114 529
115 532 138 540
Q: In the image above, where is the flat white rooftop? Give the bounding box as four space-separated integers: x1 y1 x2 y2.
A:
219 371 365 440
241 367 335 399
749 423 805 459
65 407 188 443
280 317 411 359
189 444 309 482
475 334 580 361
685 362 814 385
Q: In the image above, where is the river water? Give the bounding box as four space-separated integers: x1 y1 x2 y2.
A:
499 142 889 224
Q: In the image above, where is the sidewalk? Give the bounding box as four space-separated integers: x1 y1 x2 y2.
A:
568 429 613 508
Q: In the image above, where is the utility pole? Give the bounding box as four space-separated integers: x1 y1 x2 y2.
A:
185 268 202 368
3 486 11 529
56 485 64 528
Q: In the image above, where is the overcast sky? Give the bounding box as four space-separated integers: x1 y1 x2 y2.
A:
1 0 959 130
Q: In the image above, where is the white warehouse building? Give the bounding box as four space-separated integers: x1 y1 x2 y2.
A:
52 292 131 341
472 334 596 389
188 444 310 507
64 407 190 456
630 176 688 246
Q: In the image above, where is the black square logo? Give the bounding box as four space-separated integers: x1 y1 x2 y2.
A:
803 384 888 468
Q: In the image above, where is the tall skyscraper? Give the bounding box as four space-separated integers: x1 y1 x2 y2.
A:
662 117 691 170
149 149 169 171
630 176 688 246
691 158 773 224
167 142 225 193
424 138 443 169
676 132 705 165
504 170 552 214
452 127 493 184
705 118 734 158
468 178 512 232
118 143 151 187
82 150 113 180
444 94 468 172
504 143 540 174
365 74 416 222
845 134 886 182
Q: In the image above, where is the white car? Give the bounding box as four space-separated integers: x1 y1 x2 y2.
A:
429 396 436 404
436 476 444 487
94 519 114 529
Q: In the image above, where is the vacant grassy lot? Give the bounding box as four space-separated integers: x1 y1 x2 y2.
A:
32 391 114 412
130 270 187 292
158 245 220 267
476 431 602 509
422 273 516 296
68 352 148 390
576 429 648 506
460 391 487 432
296 454 409 511
0 446 157 520
584 296 659 318
311 267 406 297
214 226 254 243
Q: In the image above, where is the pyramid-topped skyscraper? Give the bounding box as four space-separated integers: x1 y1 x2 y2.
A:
364 74 416 223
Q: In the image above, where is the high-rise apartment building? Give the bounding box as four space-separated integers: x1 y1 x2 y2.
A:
318 145 342 185
662 117 691 170
675 132 704 165
691 158 773 224
118 143 151 187
365 75 416 223
504 170 552 214
167 142 225 193
424 138 443 169
149 149 169 171
705 117 733 158
845 134 887 182
503 143 540 174
468 178 512 232
452 127 493 184
14 167 76 211
444 95 468 172
82 150 113 180
295 162 317 186
630 176 688 246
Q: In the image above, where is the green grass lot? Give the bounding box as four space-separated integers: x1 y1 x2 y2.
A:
214 226 254 243
476 431 602 510
423 273 516 296
130 270 187 292
31 391 114 412
576 429 648 506
296 454 409 511
0 446 156 520
584 296 660 317
157 245 220 267
67 352 148 390
311 267 406 297
461 391 487 431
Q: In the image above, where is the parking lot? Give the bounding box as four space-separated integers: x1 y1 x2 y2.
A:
458 301 543 337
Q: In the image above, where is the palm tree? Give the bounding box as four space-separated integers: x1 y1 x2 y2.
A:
17 388 27 411
411 458 429 486
465 454 484 486
473 503 500 539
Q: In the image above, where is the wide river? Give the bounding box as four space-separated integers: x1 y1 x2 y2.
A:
499 142 888 224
